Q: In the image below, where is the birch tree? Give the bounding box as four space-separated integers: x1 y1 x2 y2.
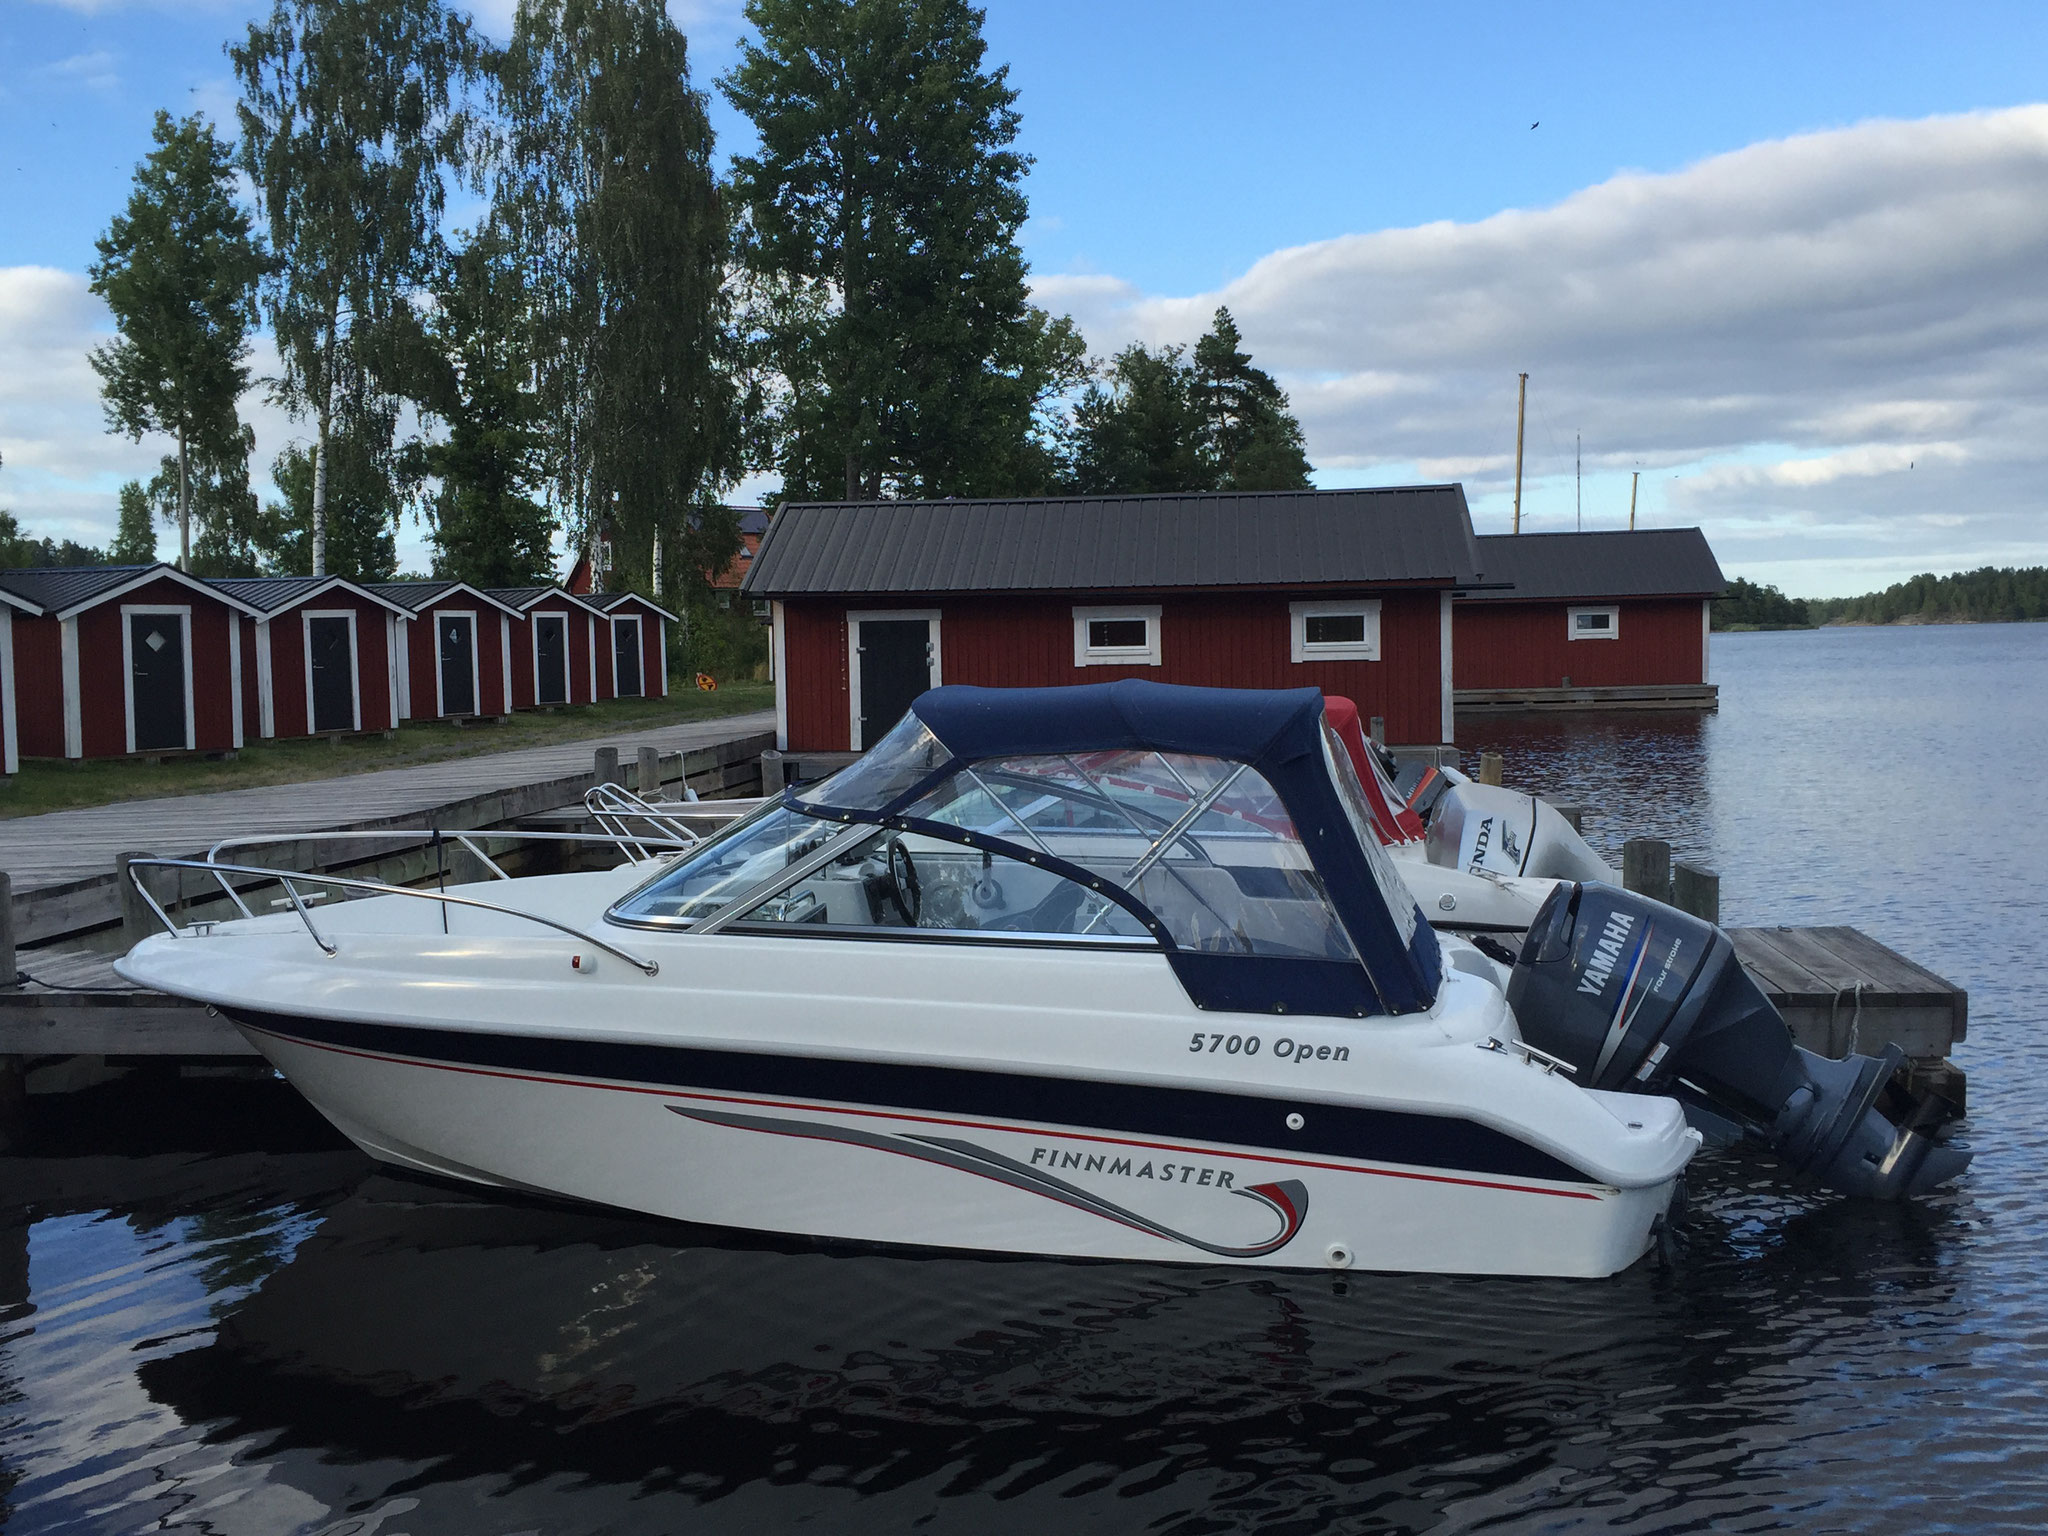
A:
231 0 483 576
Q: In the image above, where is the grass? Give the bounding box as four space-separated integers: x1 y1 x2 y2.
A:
0 682 777 819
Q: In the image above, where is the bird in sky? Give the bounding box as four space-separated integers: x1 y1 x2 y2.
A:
1530 121 1540 129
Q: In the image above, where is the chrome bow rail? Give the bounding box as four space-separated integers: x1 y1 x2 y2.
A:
120 821 724 977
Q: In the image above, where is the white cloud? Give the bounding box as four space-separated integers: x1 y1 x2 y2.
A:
35 50 119 92
1035 106 2048 594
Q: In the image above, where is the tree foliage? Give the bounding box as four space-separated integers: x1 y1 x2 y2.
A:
497 0 739 598
1806 566 2048 625
1067 309 1312 494
410 231 557 587
232 0 484 575
89 111 264 571
111 483 160 565
266 431 400 582
1712 576 1811 630
724 0 1085 501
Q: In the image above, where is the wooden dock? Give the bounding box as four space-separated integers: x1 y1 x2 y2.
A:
1455 683 1719 713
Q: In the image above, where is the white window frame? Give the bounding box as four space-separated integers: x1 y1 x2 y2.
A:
301 608 363 734
1289 599 1382 663
532 611 571 706
847 608 941 750
610 613 644 697
1072 604 1162 667
1567 604 1621 641
431 608 481 717
120 604 196 754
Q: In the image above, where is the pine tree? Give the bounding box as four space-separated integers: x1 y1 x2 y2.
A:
1191 307 1311 491
232 0 484 576
1067 345 1210 495
723 0 1086 501
89 112 265 571
496 0 739 595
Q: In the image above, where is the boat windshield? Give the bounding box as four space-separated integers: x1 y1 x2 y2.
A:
792 711 950 811
896 750 1360 960
609 799 839 924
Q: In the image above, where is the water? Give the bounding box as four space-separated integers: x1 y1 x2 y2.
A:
4 623 2046 1534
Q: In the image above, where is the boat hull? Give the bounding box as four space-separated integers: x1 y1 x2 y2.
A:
233 1010 1676 1279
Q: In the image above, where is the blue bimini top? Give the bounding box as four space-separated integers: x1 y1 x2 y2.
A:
801 680 1444 1018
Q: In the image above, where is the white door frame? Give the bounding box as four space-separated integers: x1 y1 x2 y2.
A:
431 608 481 718
532 611 571 705
302 607 363 734
120 603 196 754
609 613 644 697
847 608 941 750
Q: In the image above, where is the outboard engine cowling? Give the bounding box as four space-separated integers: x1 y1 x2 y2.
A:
1507 882 1969 1200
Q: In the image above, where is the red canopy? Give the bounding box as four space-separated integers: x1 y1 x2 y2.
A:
1323 696 1425 846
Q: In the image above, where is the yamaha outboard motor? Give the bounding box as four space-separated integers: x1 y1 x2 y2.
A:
1508 882 1969 1200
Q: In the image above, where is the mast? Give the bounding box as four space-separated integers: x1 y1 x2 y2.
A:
1513 372 1528 534
1629 471 1639 530
1575 433 1582 532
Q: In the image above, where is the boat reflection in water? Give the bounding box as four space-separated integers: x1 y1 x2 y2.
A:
135 1165 1972 1533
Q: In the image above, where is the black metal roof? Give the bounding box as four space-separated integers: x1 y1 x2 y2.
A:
207 574 411 616
485 584 607 616
365 580 526 618
740 487 1481 598
590 589 680 622
1461 529 1725 602
0 564 159 614
0 562 267 618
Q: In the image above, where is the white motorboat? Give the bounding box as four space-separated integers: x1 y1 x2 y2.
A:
116 682 1963 1278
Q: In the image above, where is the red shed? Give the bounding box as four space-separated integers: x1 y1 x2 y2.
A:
0 564 262 759
0 583 42 772
209 576 413 739
587 590 674 699
1454 529 1725 711
364 580 524 721
486 586 610 709
740 487 1481 754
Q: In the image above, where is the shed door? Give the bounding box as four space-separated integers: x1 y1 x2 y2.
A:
856 619 932 749
613 617 642 697
308 616 354 732
439 615 476 716
535 613 569 705
129 614 187 752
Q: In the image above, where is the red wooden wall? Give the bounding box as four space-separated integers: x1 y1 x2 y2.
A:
1453 598 1706 690
264 593 397 737
403 605 509 718
779 589 1449 752
73 577 238 756
12 616 64 758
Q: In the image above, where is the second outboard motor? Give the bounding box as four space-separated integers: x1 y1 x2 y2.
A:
1508 882 1969 1200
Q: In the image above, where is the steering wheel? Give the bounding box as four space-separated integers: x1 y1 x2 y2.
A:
885 837 922 926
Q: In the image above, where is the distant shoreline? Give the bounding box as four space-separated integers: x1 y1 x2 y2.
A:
1718 615 2047 632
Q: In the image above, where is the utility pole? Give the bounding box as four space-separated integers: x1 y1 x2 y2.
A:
1512 372 1528 534
1575 433 1582 531
1629 471 1639 530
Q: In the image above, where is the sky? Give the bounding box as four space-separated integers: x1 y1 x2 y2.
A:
4 1 2048 595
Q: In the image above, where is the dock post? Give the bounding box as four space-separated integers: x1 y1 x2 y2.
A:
1673 862 1721 925
0 872 14 989
1477 751 1504 786
1368 716 1386 746
1622 838 1673 903
593 747 620 789
636 745 662 797
761 749 786 796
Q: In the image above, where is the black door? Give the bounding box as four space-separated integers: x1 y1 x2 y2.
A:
308 616 354 732
856 619 931 747
613 618 642 697
535 614 569 704
438 614 476 716
129 613 187 752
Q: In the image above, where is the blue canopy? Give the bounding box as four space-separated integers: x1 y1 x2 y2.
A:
898 681 1443 1017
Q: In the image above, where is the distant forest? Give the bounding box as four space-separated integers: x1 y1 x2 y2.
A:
1713 566 2048 629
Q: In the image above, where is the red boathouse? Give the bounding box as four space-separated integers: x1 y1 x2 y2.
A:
0 564 262 759
1453 529 1726 711
209 576 412 739
741 487 1482 755
587 591 674 700
365 581 524 721
486 586 611 709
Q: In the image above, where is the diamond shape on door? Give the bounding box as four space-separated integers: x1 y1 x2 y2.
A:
145 629 166 652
